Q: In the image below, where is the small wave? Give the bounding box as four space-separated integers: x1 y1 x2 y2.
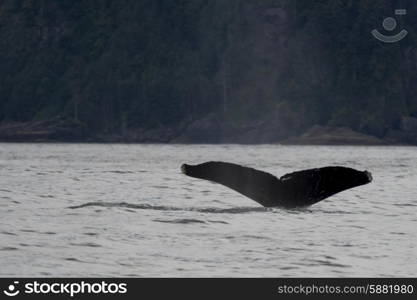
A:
197 207 270 214
393 203 417 207
65 257 84 262
153 218 229 225
20 229 37 233
153 218 206 224
69 202 184 211
311 209 357 215
68 201 269 214
279 266 299 271
151 185 170 189
225 234 270 241
0 247 19 251
207 220 229 224
1 231 17 236
302 259 350 268
70 242 102 248
397 164 409 168
83 232 99 236
211 200 225 204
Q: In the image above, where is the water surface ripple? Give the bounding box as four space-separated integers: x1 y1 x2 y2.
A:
0 144 416 276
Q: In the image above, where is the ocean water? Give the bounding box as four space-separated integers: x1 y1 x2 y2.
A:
0 143 416 277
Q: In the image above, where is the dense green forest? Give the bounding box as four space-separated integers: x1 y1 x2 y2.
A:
0 0 417 143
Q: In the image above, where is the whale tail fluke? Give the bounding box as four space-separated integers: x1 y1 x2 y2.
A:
181 161 372 208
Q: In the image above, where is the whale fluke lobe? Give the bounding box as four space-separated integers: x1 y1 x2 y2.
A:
181 161 372 208
181 162 281 207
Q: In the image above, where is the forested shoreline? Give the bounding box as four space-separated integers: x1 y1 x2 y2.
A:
1 0 417 144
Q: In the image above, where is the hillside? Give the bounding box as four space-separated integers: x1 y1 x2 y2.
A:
1 0 417 144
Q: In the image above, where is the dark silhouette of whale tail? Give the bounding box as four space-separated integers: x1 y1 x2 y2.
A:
181 161 372 208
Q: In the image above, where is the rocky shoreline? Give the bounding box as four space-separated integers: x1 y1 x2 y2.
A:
1 115 417 145
0 117 87 142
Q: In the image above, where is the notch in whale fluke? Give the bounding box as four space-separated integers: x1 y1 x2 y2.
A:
181 161 372 208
